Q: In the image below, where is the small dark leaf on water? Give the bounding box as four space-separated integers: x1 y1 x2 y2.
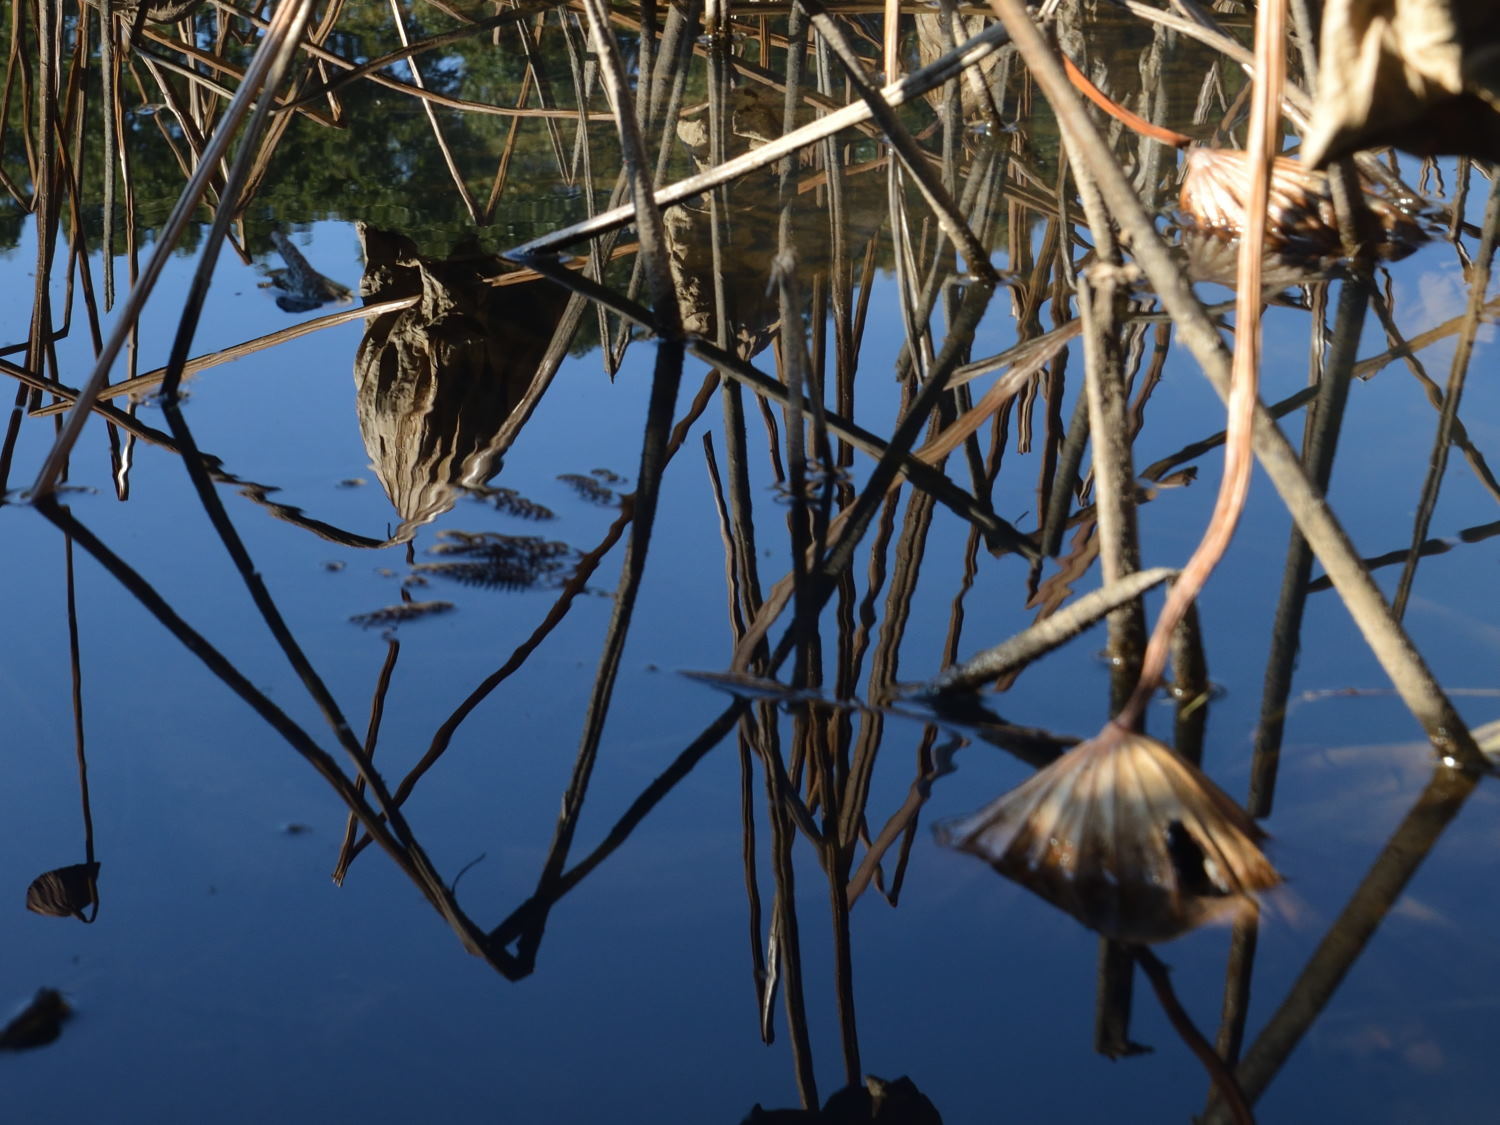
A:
0 989 71 1050
349 600 454 628
26 863 100 921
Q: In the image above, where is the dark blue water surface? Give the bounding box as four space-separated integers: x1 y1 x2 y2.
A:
4 6 1500 1123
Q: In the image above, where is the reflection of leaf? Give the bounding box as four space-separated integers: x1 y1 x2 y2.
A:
26 863 100 921
431 530 570 561
414 559 560 591
419 532 573 591
558 473 616 506
1304 0 1500 164
0 990 71 1051
349 600 453 628
471 486 554 521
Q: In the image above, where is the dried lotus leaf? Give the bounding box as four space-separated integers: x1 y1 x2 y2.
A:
937 732 1279 943
25 862 100 921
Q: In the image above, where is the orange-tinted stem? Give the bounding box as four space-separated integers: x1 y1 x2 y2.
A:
1061 51 1193 150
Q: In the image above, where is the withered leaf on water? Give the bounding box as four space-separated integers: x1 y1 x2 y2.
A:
937 731 1280 944
0 990 71 1051
349 600 454 628
25 863 100 921
1304 0 1500 165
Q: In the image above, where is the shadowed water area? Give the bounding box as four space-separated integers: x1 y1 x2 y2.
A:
3 0 1500 1121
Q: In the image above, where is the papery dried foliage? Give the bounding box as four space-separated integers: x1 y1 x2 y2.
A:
25 863 100 921
349 600 454 628
1304 0 1500 164
1178 149 1426 258
938 732 1280 943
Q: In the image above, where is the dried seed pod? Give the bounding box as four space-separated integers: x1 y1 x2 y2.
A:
937 730 1280 943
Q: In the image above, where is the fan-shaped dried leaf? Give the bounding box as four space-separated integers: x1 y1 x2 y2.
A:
1179 149 1426 259
349 600 454 628
1304 0 1500 165
937 731 1280 943
0 989 70 1050
26 863 100 921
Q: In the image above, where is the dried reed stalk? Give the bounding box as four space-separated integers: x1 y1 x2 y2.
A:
943 0 1293 949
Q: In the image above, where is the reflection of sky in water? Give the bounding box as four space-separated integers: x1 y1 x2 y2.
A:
2 172 1500 1124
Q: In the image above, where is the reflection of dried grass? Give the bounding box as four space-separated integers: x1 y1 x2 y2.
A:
938 730 1280 943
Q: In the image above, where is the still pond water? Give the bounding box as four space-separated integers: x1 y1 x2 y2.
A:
3 1 1500 1121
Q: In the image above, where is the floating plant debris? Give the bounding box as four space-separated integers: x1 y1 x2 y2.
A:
349 600 454 628
937 731 1281 943
557 473 617 506
0 990 71 1051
